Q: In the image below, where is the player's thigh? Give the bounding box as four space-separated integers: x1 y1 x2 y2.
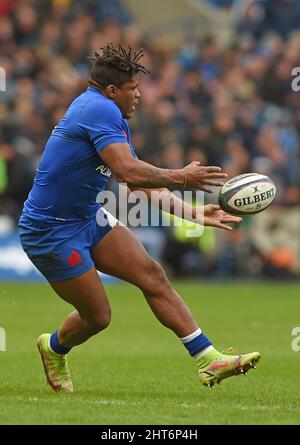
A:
49 267 111 322
91 225 169 291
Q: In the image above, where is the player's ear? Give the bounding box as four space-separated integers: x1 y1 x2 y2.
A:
106 84 118 99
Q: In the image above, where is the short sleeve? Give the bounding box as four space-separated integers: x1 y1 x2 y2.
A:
78 99 128 153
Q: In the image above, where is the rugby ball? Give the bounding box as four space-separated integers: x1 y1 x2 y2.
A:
218 173 276 216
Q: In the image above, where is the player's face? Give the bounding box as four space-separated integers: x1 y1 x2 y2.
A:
114 76 140 119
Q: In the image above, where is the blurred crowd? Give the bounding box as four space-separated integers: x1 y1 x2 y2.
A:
0 0 300 278
209 0 300 29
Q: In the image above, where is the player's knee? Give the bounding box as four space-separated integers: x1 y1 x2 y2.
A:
141 259 169 294
87 309 111 333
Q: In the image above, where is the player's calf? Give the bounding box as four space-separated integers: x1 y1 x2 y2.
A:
84 310 112 335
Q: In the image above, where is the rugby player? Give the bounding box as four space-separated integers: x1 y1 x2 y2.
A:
19 43 260 392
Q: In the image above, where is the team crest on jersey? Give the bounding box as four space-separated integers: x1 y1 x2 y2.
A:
95 165 111 177
67 250 82 267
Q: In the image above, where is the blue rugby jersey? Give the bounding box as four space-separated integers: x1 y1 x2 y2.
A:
21 86 136 222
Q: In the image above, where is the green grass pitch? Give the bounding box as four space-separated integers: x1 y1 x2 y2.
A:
0 281 300 425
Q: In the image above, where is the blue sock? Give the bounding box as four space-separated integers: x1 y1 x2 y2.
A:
50 330 72 355
180 328 212 356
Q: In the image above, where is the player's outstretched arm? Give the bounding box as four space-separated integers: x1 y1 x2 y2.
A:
99 143 227 192
128 186 241 231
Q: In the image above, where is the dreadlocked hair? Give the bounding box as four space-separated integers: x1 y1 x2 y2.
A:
88 43 150 89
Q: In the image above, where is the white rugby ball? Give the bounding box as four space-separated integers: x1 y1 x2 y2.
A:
218 173 276 216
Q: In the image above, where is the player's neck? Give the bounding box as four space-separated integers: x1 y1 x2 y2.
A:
88 80 105 96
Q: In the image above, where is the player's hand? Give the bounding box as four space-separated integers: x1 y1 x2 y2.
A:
203 204 242 231
181 162 228 193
